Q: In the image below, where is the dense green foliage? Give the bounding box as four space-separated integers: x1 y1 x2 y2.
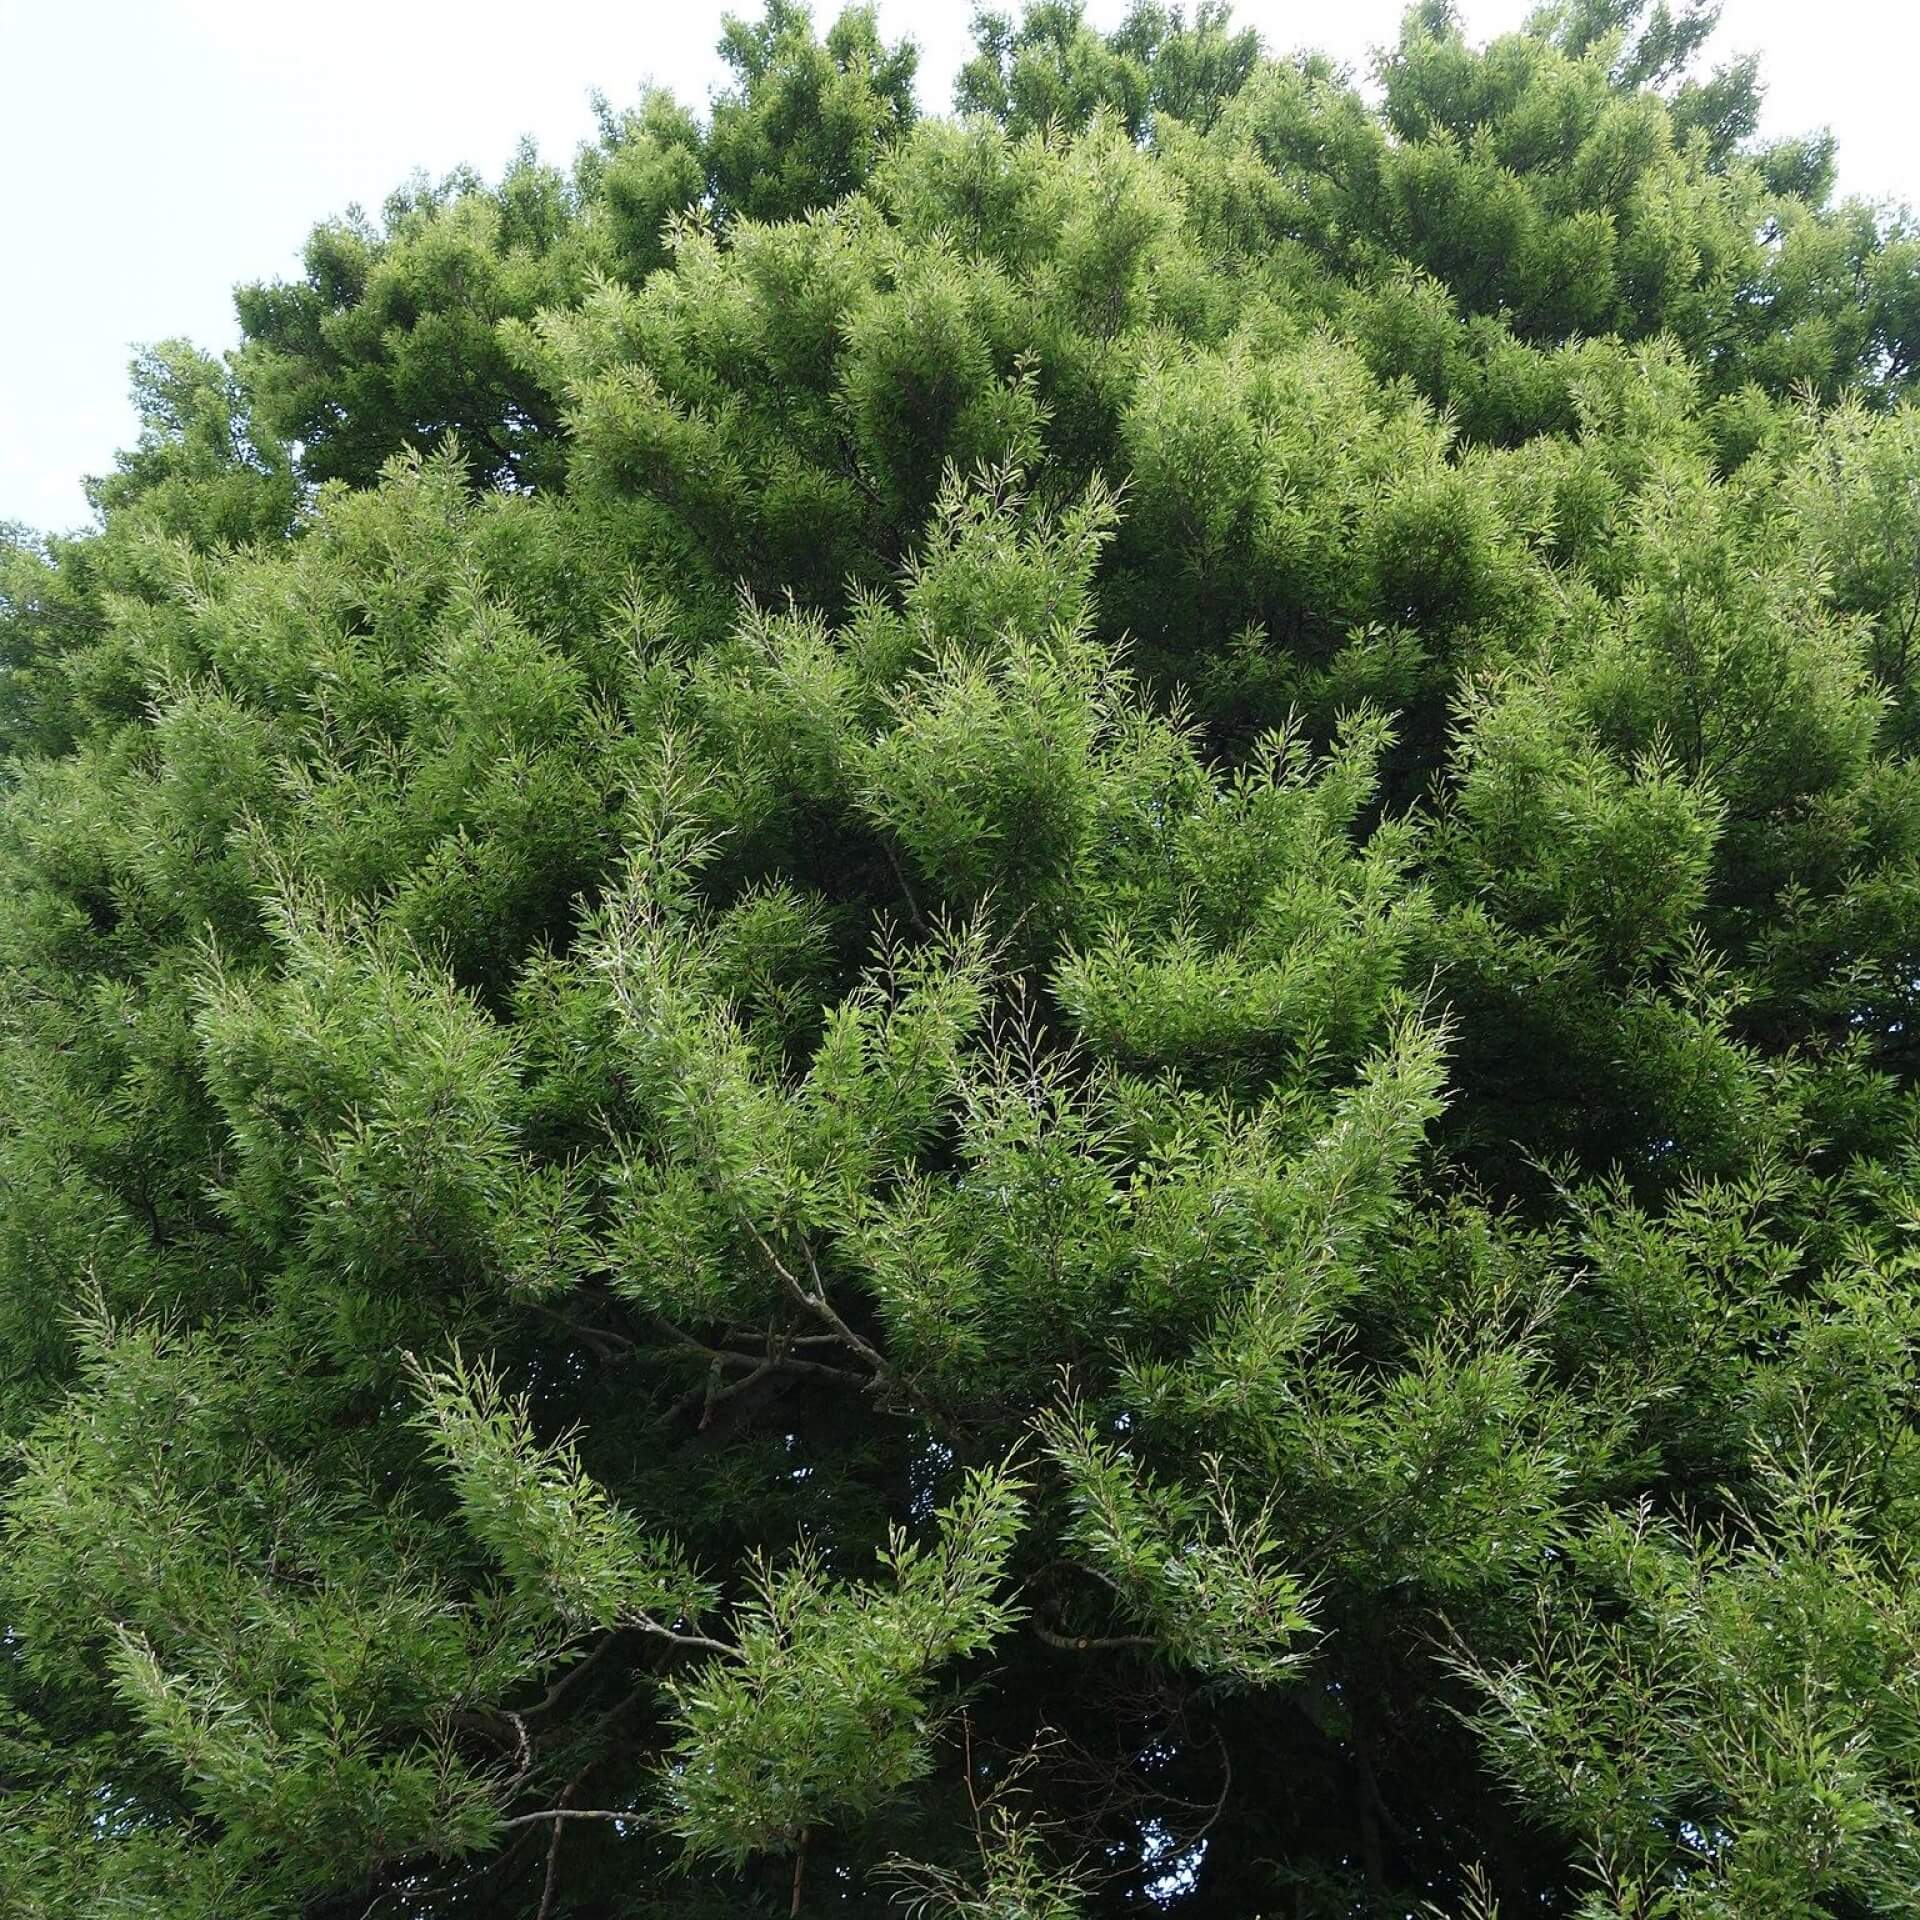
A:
7 2 1920 1913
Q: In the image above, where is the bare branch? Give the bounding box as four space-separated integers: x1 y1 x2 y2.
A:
499 1806 641 1831
631 1612 739 1661
738 1218 894 1383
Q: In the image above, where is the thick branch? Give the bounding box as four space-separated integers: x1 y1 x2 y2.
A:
499 1806 641 1831
523 1631 620 1719
1032 1621 1162 1654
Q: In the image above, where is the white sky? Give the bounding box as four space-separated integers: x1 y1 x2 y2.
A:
3 0 1914 533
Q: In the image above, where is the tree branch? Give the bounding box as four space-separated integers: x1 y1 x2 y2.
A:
536 1812 566 1920
738 1219 894 1384
1031 1621 1163 1653
649 1313 871 1387
631 1612 739 1661
499 1806 641 1831
523 1631 621 1719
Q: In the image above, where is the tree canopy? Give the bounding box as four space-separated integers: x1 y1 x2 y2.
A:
7 3 1920 1915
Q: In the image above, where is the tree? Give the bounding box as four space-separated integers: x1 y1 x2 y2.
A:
4 3 1920 1915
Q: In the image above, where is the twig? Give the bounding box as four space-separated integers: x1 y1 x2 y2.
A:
448 1707 533 1792
882 838 931 934
740 1220 894 1383
1189 1732 1234 1846
648 1315 873 1411
531 1301 635 1359
536 1814 566 1920
649 1314 868 1384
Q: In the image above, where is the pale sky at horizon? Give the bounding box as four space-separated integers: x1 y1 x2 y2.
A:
3 0 1915 534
